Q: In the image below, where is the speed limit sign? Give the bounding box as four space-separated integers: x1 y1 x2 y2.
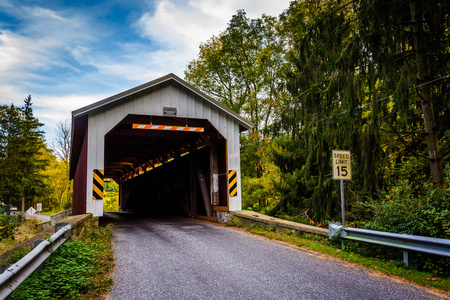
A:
332 150 352 180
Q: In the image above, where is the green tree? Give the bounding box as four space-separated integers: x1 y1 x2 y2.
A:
185 2 449 224
50 120 73 210
0 104 23 205
185 10 288 134
0 96 50 211
353 0 450 188
103 180 119 212
39 148 72 212
272 0 371 221
269 0 450 222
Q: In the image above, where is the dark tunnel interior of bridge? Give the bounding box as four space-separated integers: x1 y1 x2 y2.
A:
104 114 229 218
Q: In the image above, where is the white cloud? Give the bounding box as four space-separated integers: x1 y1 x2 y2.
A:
0 84 26 105
27 7 66 21
0 31 42 76
137 1 222 54
0 0 292 141
33 93 111 142
189 0 288 19
136 0 291 60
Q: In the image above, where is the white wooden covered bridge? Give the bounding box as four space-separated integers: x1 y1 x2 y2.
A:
69 73 252 221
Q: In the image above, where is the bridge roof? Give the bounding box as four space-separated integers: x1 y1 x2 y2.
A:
72 73 253 129
70 73 253 179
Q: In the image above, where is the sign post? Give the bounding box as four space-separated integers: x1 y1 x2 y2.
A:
333 149 352 250
332 149 352 225
340 180 345 224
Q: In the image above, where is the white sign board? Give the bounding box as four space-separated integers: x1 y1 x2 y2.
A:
332 150 352 180
36 203 42 212
26 207 36 216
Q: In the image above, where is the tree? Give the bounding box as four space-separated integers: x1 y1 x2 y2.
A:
270 0 449 221
271 0 374 221
355 0 449 188
0 104 23 207
0 96 50 211
185 10 289 183
52 120 71 164
185 2 450 223
39 148 73 211
103 180 119 212
50 119 73 210
185 10 288 134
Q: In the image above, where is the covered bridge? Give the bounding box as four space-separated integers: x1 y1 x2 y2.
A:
69 73 252 221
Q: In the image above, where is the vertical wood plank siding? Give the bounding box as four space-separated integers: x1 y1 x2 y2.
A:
72 130 88 215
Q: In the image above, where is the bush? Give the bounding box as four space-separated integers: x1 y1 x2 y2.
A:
0 204 20 240
0 247 33 266
356 168 450 276
361 178 450 239
10 224 114 299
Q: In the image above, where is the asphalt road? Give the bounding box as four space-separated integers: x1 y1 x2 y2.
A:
11 211 51 222
103 212 444 300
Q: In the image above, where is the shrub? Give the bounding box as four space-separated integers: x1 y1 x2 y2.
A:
10 224 114 299
361 178 450 239
356 167 450 276
0 204 20 240
0 247 33 266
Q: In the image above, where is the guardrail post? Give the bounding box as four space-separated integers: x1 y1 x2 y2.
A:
55 222 71 239
0 265 9 274
33 240 45 272
403 251 409 267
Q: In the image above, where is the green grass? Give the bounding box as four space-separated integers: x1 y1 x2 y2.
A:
9 224 115 300
38 211 54 216
39 209 63 216
0 218 43 254
0 247 33 266
242 224 450 293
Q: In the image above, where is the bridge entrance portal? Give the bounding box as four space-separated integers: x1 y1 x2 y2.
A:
69 74 252 221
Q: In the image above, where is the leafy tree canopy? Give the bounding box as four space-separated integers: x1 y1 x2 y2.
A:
185 0 450 224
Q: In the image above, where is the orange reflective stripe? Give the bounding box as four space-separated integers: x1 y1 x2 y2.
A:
132 124 204 132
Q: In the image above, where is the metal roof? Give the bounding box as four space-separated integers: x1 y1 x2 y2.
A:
71 73 253 130
69 73 253 180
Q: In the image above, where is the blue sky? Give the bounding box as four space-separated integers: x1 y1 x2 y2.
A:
0 0 291 143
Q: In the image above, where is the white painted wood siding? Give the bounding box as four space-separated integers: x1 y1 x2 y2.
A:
85 84 243 216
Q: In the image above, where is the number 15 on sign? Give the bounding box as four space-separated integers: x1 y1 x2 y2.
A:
332 150 352 180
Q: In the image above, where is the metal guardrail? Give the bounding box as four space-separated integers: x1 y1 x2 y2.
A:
0 223 71 299
329 223 450 266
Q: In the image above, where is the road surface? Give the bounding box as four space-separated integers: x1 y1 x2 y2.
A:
11 211 50 222
103 212 444 300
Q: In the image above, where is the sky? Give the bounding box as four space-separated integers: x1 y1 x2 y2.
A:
0 0 291 143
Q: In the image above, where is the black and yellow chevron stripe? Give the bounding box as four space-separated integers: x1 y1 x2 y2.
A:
93 169 104 200
228 170 237 197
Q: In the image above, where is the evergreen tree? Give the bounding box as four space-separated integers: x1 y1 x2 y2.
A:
272 0 373 221
0 104 23 205
184 1 449 223
0 96 50 211
270 0 449 221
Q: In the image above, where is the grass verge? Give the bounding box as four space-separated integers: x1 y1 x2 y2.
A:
240 224 450 293
0 218 44 255
9 224 115 300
